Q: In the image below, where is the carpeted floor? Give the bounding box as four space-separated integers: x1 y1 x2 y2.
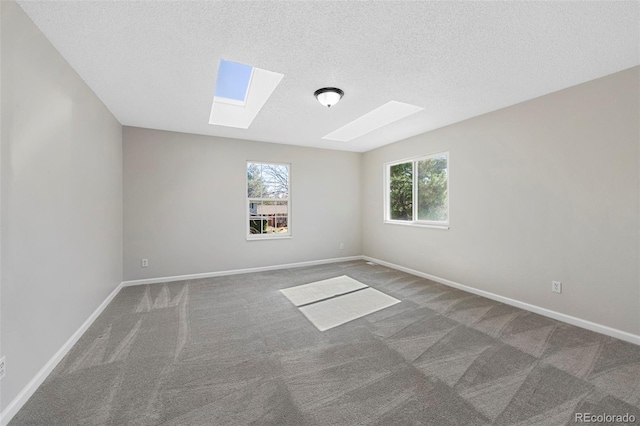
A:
10 260 640 425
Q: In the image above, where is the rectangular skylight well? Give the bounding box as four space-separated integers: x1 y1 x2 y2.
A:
322 101 424 142
209 59 284 129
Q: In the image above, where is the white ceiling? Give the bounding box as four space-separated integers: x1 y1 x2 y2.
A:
17 1 640 153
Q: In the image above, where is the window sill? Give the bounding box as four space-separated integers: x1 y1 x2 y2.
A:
383 220 449 230
246 235 293 241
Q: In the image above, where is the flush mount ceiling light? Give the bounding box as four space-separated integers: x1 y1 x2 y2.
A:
314 87 344 108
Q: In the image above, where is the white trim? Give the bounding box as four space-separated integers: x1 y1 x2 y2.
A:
246 235 293 241
383 220 450 230
121 256 364 287
212 95 247 107
363 256 640 346
0 282 124 426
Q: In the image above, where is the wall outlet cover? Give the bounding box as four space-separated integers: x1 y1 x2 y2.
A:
552 281 562 294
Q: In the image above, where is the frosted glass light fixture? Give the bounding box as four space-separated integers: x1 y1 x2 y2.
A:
314 87 344 108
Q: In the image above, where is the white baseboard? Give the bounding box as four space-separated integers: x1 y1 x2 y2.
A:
121 256 364 287
0 282 124 426
363 256 640 346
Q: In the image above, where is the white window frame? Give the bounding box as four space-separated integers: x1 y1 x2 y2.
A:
246 161 292 240
384 151 449 229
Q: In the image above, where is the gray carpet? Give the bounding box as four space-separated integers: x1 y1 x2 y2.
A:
10 260 640 425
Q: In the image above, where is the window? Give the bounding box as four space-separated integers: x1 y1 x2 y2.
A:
385 152 449 227
247 162 290 239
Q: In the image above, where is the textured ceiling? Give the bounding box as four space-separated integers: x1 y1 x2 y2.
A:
17 1 640 152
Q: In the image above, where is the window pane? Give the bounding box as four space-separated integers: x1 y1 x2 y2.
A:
274 215 288 230
249 200 264 234
389 162 413 220
247 163 264 198
249 218 265 234
249 201 259 216
260 201 287 219
417 155 448 221
249 200 288 234
262 164 289 199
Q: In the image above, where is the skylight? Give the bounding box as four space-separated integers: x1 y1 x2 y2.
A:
209 60 284 129
213 60 254 106
322 101 424 142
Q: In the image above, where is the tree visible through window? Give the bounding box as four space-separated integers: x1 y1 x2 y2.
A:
389 162 413 220
386 152 449 226
247 162 290 238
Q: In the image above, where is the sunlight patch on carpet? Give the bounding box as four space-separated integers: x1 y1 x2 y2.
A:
279 275 368 307
281 277 400 331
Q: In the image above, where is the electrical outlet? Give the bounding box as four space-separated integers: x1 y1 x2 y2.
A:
0 356 6 380
339 243 344 250
552 281 562 294
141 258 149 268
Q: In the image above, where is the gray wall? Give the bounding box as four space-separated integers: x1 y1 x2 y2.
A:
362 67 640 335
1 1 123 412
123 127 361 281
